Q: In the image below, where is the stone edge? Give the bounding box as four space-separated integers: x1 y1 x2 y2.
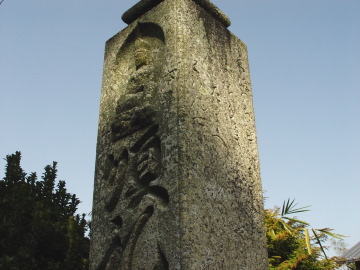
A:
122 0 231 27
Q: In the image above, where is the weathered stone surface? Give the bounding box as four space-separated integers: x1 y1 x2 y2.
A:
90 0 268 269
122 0 231 27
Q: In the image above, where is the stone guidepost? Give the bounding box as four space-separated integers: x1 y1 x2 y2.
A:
90 0 268 269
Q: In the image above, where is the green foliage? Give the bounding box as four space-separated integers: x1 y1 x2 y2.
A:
265 199 345 269
0 152 89 270
2 152 350 270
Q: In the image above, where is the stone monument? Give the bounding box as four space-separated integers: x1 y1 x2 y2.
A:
90 0 268 269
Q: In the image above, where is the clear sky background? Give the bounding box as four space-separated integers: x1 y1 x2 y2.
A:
1 0 359 255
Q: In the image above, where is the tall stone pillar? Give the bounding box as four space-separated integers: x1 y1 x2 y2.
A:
90 0 268 269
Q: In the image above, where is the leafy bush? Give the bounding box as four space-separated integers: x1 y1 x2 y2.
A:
0 152 89 270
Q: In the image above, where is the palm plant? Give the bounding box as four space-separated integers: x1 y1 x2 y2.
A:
265 198 345 269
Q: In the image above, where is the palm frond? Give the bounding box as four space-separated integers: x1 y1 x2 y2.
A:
282 217 309 225
304 229 312 255
281 198 311 217
316 228 347 239
312 228 328 259
279 220 293 235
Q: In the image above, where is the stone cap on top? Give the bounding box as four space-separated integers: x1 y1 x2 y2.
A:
122 0 231 27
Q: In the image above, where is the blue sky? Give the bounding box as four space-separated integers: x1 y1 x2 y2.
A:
1 0 359 254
